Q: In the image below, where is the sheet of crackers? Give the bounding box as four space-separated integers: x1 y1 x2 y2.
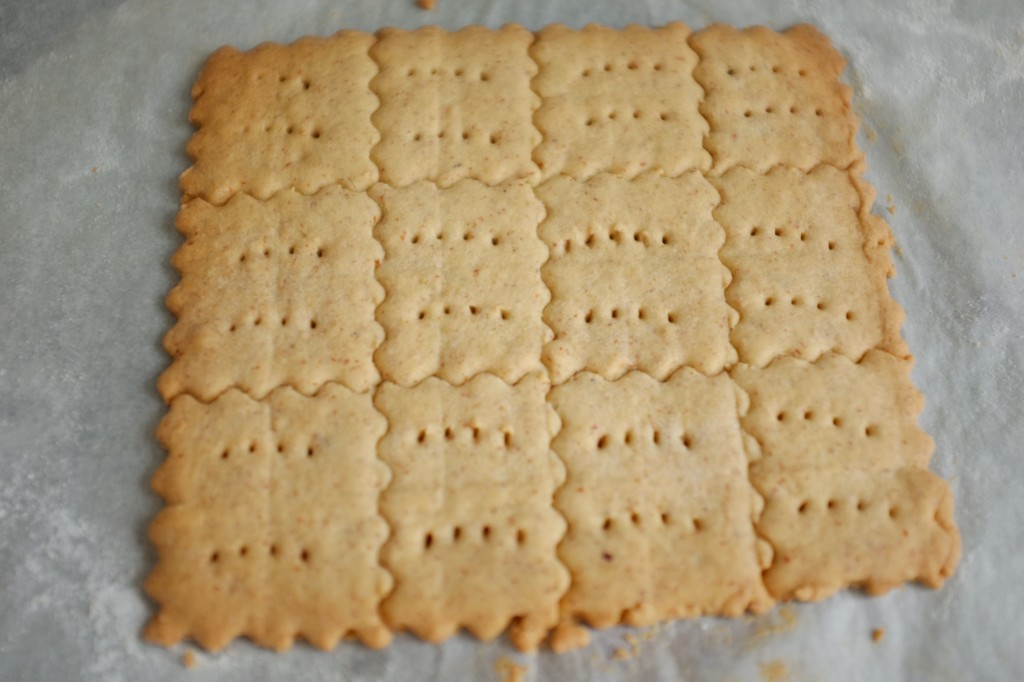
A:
147 22 961 654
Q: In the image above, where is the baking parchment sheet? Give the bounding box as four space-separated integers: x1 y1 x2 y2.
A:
1 0 1022 679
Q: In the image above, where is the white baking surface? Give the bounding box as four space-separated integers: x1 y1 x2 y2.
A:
1 0 1022 680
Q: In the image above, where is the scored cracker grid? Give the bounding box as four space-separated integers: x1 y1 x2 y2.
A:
148 22 960 653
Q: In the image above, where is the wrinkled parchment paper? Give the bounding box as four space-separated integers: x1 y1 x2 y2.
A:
1 0 1022 679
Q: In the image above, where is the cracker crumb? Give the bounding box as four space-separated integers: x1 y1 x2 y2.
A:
181 650 197 669
551 621 590 653
751 606 798 642
611 632 642 661
625 633 641 656
872 628 885 643
759 659 789 681
640 623 662 641
417 0 436 10
495 656 526 682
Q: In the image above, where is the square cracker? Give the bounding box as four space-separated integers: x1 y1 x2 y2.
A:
548 370 772 652
689 24 860 174
159 186 383 402
732 350 934 478
538 171 736 384
370 179 550 387
181 32 379 205
753 468 960 601
374 373 568 651
712 165 906 367
370 25 540 188
531 23 710 181
733 351 960 600
146 385 392 651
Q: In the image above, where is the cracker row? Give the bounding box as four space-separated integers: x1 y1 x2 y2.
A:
180 22 862 202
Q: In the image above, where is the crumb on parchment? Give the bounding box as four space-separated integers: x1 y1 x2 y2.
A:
759 659 789 681
495 656 526 682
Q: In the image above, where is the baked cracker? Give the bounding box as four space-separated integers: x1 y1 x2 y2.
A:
549 369 772 652
160 186 383 402
374 373 568 652
689 24 860 175
146 385 392 651
181 32 380 205
732 351 961 600
712 165 906 367
538 171 736 384
370 25 540 187
753 468 959 601
370 179 550 387
531 23 710 181
732 350 933 477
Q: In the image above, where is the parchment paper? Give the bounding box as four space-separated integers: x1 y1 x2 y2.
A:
1 1 1022 680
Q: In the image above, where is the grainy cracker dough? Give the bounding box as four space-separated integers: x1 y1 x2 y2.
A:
150 21 959 655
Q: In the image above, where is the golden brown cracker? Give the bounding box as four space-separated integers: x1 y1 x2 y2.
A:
146 385 392 651
160 186 383 402
181 32 379 204
549 370 772 651
732 350 933 477
374 373 568 651
531 23 710 180
538 171 736 384
734 352 959 600
754 467 959 601
690 24 860 174
370 25 540 187
712 165 906 367
371 179 550 387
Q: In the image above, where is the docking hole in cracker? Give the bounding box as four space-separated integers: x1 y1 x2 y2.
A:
150 21 959 655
